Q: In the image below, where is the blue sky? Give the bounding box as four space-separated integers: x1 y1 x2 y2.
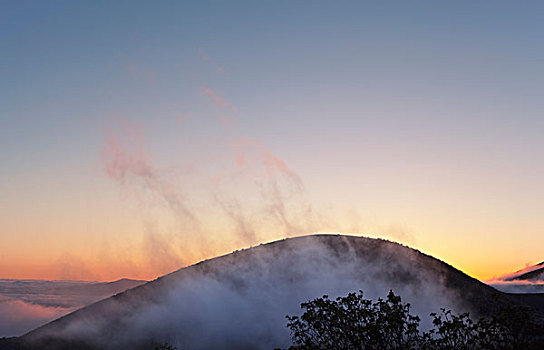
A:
1 1 544 280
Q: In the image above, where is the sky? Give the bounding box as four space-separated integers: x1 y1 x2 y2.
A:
1 1 543 282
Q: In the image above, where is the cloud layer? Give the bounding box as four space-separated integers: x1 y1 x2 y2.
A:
486 261 544 293
0 279 144 337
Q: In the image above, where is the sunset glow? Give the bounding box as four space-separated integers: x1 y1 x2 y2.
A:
2 1 544 286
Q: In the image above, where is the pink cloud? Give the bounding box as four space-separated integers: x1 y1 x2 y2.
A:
230 139 310 235
202 87 238 115
102 121 154 182
102 120 197 226
198 48 226 73
262 150 300 182
231 138 304 191
486 261 544 284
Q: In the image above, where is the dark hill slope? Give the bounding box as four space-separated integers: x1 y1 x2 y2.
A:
507 293 544 313
17 235 542 350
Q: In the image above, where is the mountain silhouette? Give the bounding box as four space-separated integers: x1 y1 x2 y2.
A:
4 235 542 350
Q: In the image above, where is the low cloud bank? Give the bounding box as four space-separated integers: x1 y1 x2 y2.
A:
0 279 144 336
0 297 72 337
488 281 544 294
487 261 544 293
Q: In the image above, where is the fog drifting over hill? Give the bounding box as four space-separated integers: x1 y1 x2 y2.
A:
27 235 508 350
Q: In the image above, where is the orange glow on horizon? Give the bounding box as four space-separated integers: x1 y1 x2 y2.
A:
0 232 525 283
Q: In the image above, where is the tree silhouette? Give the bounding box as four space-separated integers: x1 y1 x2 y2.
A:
284 290 420 350
281 290 544 350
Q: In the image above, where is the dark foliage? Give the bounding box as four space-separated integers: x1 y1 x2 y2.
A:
281 290 544 350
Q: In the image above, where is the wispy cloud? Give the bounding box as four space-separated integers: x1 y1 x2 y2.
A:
100 116 316 276
202 87 238 115
198 47 226 73
101 120 202 274
102 121 153 182
230 138 312 234
102 121 197 222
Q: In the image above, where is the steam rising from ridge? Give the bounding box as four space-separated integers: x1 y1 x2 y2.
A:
101 119 316 276
94 56 418 279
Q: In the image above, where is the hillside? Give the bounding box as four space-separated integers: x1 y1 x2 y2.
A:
8 235 543 350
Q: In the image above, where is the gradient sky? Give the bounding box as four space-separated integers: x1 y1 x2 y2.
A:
1 1 543 281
